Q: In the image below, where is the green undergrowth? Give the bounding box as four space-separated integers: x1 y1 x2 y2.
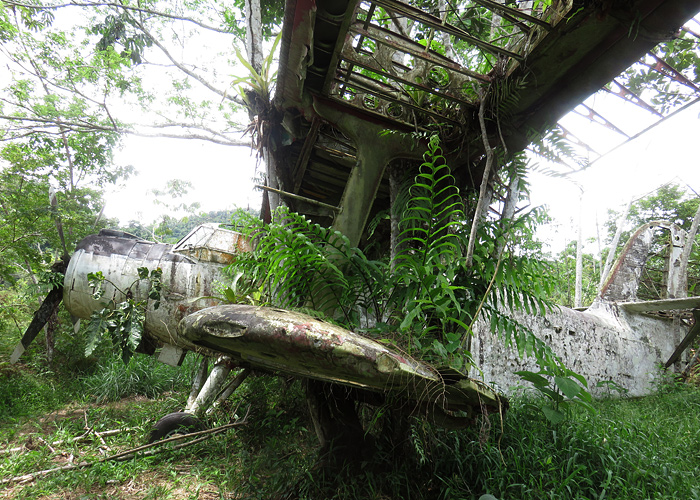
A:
1 363 700 499
0 351 193 423
431 385 700 500
289 384 700 500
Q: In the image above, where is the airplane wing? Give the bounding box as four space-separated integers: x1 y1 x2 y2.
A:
178 304 506 418
619 296 700 313
618 297 700 369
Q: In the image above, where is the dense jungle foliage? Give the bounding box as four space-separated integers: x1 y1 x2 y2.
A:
2 0 700 498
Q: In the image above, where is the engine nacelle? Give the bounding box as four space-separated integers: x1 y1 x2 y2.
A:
63 224 251 354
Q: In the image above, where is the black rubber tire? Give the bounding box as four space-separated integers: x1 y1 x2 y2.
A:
148 412 206 443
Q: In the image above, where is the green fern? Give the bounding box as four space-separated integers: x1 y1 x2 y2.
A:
226 207 386 326
387 135 472 368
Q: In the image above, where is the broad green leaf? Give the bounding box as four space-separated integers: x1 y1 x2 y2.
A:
541 406 566 424
516 370 549 386
554 376 581 399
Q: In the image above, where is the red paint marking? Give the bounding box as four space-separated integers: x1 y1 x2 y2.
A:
293 0 316 30
292 322 313 334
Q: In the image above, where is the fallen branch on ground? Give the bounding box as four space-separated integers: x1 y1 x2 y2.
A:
0 428 136 455
1 418 248 485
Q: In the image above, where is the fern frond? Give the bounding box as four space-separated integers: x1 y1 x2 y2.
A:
226 206 387 324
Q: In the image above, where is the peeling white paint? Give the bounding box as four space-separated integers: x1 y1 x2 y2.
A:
472 298 686 397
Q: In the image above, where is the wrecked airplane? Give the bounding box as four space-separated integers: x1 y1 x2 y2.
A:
13 223 504 437
13 219 699 438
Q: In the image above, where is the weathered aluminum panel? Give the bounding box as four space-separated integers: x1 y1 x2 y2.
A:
173 223 252 265
179 304 504 413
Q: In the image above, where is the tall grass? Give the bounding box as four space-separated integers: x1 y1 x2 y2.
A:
82 352 194 403
288 385 700 500
0 351 193 425
420 385 700 500
0 364 81 422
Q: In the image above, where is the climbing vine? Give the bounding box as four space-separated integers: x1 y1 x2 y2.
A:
86 267 162 364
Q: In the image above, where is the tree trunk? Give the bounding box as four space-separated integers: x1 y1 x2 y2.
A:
678 199 700 294
244 0 281 215
599 199 632 292
45 308 58 365
245 0 264 74
496 171 520 256
575 192 584 308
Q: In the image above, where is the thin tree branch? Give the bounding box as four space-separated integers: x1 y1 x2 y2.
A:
0 115 251 146
678 198 700 294
126 130 250 147
124 13 236 103
466 87 495 267
0 233 44 253
0 428 136 455
1 0 237 36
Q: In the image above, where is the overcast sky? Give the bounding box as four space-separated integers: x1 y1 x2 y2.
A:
104 136 261 224
529 100 700 254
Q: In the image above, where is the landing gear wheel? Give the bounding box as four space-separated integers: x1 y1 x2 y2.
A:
148 412 206 443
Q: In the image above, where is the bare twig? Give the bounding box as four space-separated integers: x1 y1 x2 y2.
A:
36 437 55 454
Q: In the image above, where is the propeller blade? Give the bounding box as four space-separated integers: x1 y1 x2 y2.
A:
11 285 64 364
11 258 69 364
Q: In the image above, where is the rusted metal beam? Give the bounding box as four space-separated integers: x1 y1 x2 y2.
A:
644 53 700 93
586 96 700 170
292 117 322 194
323 0 365 95
256 184 341 213
337 50 472 107
557 124 601 156
336 71 464 127
573 103 629 137
348 21 492 83
502 0 700 155
470 0 553 29
603 79 663 117
370 0 525 62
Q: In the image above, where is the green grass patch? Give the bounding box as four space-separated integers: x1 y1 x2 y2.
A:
427 385 700 500
0 363 82 423
82 352 194 403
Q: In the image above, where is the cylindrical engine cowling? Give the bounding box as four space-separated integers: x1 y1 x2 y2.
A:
63 227 247 351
